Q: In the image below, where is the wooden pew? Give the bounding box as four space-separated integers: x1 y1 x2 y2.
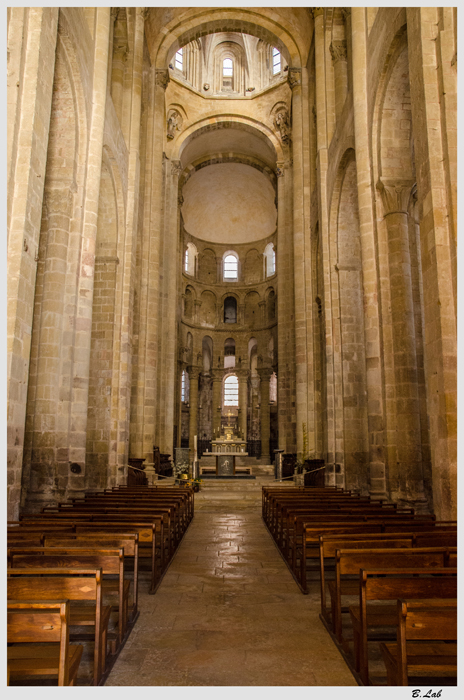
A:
43 532 140 620
8 547 129 650
7 600 83 686
8 567 111 685
329 547 455 644
350 567 458 685
379 599 457 685
317 534 415 619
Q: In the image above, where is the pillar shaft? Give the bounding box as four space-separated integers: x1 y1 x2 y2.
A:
188 367 200 462
259 369 272 458
351 7 387 500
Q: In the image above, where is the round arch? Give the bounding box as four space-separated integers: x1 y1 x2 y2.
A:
148 9 305 69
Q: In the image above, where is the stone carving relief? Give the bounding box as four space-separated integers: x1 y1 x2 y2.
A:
287 67 302 89
330 40 347 64
155 69 170 90
167 110 183 140
274 109 290 144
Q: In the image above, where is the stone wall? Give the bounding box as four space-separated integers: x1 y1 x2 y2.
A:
7 7 457 520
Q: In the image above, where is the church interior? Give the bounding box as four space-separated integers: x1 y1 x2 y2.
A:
7 6 457 688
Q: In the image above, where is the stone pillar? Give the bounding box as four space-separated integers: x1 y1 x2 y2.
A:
406 7 457 520
276 160 295 453
7 7 59 519
211 371 222 438
112 6 146 487
259 368 272 459
138 67 170 463
157 157 182 454
27 188 74 508
237 370 248 442
188 366 200 463
329 40 348 122
377 179 426 508
67 7 111 486
351 7 387 500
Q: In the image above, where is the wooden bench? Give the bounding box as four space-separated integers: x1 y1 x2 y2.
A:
8 547 129 651
329 547 455 644
7 600 83 686
8 567 111 685
379 599 457 685
349 567 458 684
43 532 140 620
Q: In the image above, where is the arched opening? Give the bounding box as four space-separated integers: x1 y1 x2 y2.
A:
184 242 197 276
223 374 239 407
224 296 237 324
223 252 238 281
264 242 276 277
224 338 236 369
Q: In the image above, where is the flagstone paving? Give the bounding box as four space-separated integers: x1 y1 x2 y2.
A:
105 483 357 686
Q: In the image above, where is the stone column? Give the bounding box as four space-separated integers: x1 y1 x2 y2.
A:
329 40 348 122
138 67 170 463
27 187 74 508
157 158 182 454
237 369 248 442
211 371 223 438
112 7 147 486
276 160 295 453
377 179 427 508
66 7 111 487
188 366 200 463
406 7 457 520
7 7 59 519
259 368 272 459
351 7 387 500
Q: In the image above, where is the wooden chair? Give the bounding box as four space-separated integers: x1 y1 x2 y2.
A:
7 600 83 686
379 599 457 685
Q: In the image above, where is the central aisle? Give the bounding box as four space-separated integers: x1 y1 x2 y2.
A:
106 481 357 686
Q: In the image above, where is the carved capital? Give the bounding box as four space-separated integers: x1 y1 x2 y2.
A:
257 367 273 381
276 167 284 178
188 365 201 380
178 192 184 206
376 178 416 215
43 185 75 216
139 8 149 21
341 7 351 21
329 40 347 64
287 67 302 89
171 160 182 177
155 69 170 90
312 8 324 19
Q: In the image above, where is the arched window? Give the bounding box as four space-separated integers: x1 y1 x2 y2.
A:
264 243 276 277
181 369 189 403
270 372 277 403
175 48 183 71
224 338 235 369
223 253 238 280
272 48 281 75
224 296 237 324
184 242 197 276
224 375 239 406
223 58 233 76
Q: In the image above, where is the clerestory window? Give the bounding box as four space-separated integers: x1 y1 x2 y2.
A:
175 48 183 71
272 48 281 75
223 253 238 280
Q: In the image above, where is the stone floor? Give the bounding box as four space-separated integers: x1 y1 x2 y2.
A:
105 480 357 686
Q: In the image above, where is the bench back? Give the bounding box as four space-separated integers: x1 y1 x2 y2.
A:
337 547 452 575
361 568 458 602
8 548 124 575
7 567 102 602
7 600 71 686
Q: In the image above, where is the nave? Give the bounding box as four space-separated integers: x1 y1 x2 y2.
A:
105 481 356 686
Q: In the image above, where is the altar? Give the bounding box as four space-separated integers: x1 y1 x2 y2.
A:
208 412 248 475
